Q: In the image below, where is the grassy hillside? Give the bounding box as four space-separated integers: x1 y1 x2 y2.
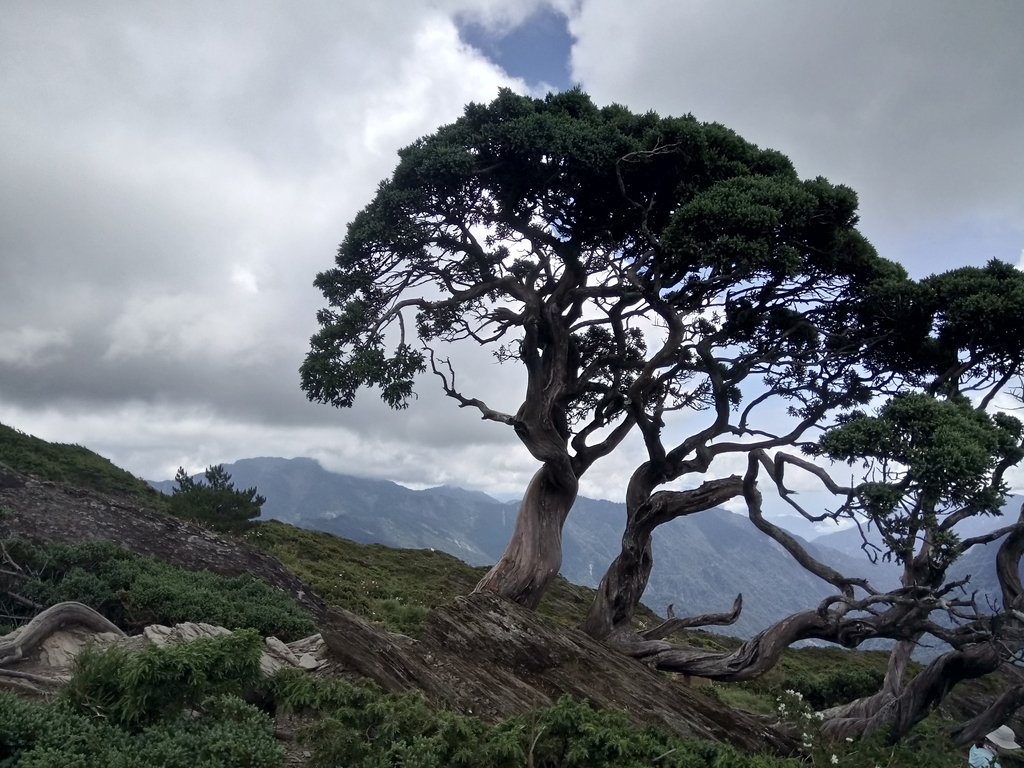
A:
0 422 168 508
245 520 662 635
0 421 1013 768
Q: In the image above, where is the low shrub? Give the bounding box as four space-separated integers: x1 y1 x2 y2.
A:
265 669 800 768
0 633 281 767
63 628 262 727
0 690 283 768
772 666 886 709
0 539 315 640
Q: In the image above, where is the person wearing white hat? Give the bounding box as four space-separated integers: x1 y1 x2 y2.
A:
969 726 1021 768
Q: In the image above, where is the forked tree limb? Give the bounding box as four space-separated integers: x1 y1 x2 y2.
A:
0 601 124 666
613 610 837 681
429 350 516 425
747 452 873 597
641 594 743 640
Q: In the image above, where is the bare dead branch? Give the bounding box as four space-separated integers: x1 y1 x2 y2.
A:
0 601 124 667
427 350 515 425
746 452 873 597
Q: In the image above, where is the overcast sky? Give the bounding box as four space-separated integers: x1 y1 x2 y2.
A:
2 1 1022 512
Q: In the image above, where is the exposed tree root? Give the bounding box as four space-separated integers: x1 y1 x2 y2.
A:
820 643 1002 742
0 601 124 666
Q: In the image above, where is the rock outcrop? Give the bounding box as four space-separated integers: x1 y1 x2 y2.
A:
0 601 327 697
321 591 797 755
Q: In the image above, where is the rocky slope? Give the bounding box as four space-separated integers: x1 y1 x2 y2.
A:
1 460 795 754
0 462 326 622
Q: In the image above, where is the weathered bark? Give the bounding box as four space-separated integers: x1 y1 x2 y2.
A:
320 605 441 695
0 601 124 666
821 643 1003 742
641 594 743 641
582 475 743 640
997 504 1024 609
818 636 918 723
475 463 578 608
950 682 1024 746
614 609 836 681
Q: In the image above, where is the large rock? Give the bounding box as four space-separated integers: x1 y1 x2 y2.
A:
0 601 327 694
321 591 797 755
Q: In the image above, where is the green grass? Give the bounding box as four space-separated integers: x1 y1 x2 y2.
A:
245 520 637 635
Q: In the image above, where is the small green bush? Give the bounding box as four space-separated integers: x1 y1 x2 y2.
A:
772 666 886 709
168 464 265 532
63 629 262 727
0 690 283 768
0 633 280 767
1 538 315 640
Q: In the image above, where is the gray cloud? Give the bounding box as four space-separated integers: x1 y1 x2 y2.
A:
1 0 1021 502
570 0 1024 275
0 0 532 479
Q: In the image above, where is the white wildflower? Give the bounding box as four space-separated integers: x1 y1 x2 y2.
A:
830 754 839 765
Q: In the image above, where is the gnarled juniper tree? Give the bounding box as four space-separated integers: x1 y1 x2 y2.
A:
302 89 895 608
302 88 1024 743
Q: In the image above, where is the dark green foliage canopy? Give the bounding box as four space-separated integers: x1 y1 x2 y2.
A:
302 88 898 463
811 260 1024 569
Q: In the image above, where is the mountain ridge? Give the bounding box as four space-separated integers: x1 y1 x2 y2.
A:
155 456 907 638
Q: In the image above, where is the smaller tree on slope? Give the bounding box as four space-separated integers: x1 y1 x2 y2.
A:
589 261 1024 744
169 464 266 531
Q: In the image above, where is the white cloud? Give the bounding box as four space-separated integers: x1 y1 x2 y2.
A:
1 0 1022 514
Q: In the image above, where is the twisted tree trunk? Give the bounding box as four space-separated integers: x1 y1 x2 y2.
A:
475 463 578 608
817 636 919 725
582 475 743 640
821 643 1002 742
820 509 1024 742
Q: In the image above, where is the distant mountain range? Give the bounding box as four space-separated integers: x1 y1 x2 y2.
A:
151 458 1019 639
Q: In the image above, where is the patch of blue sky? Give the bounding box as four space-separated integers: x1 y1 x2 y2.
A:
872 220 1023 279
458 6 574 94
